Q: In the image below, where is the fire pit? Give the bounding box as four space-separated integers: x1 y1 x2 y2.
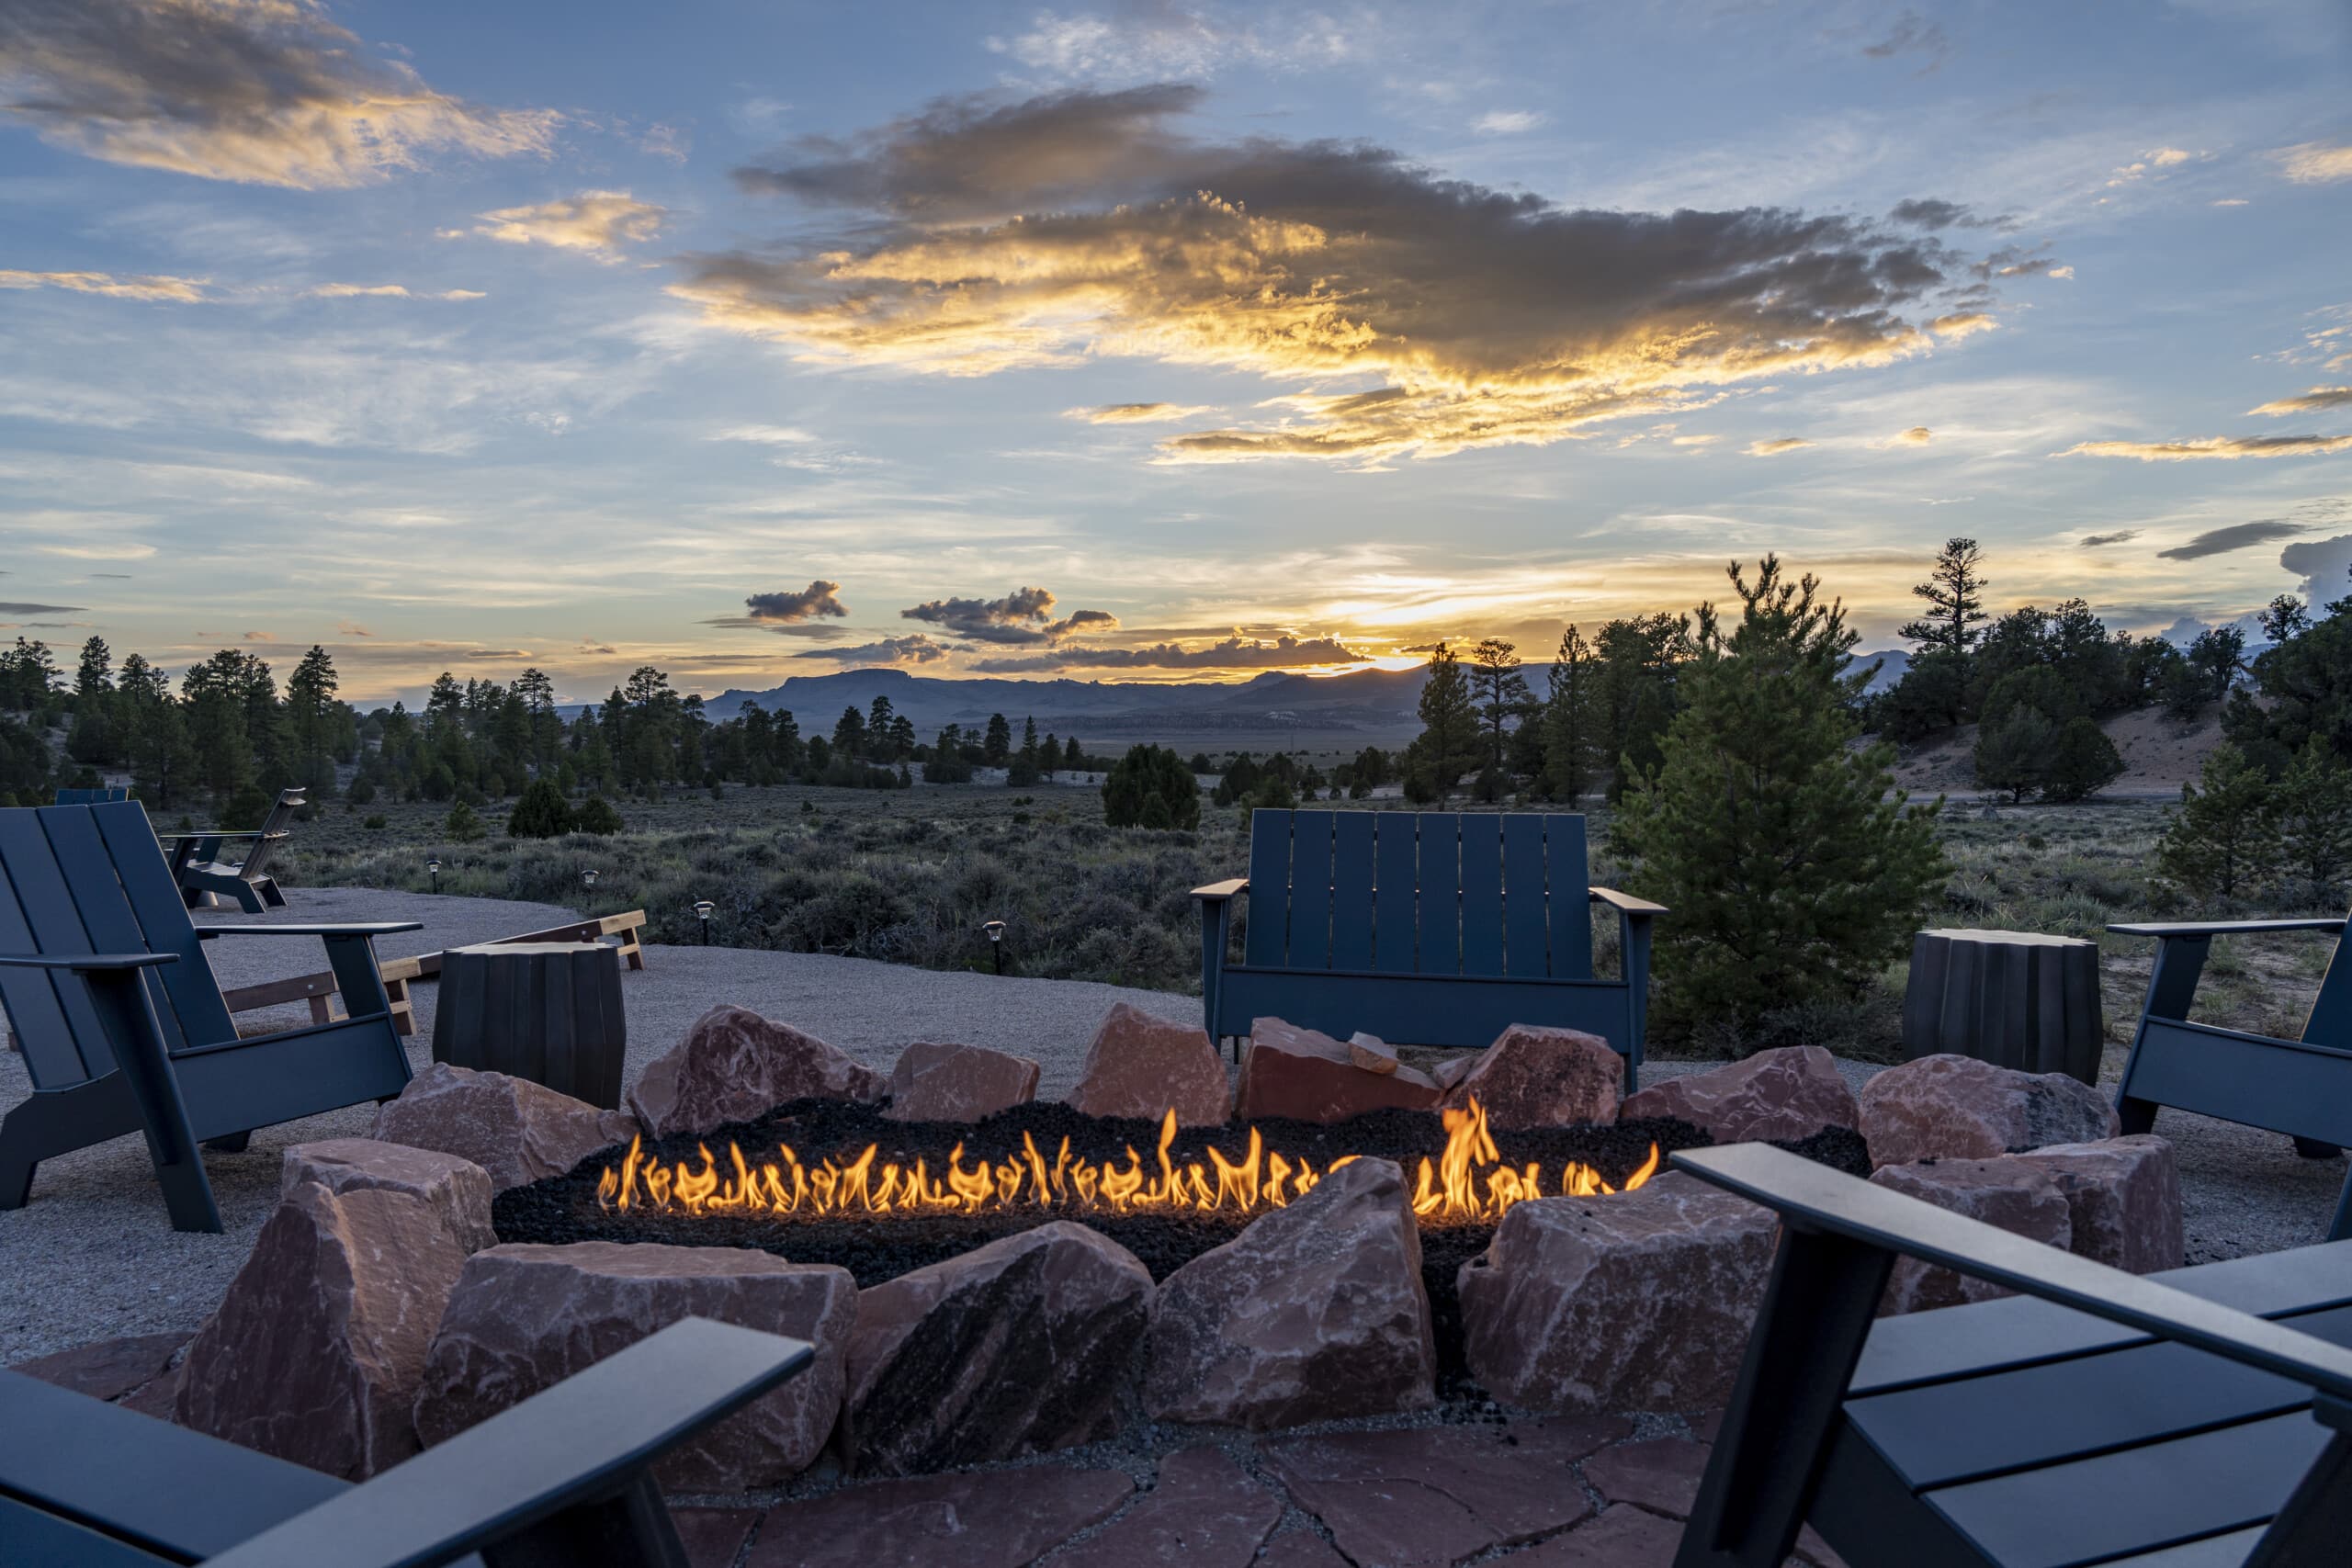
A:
492 1096 1715 1374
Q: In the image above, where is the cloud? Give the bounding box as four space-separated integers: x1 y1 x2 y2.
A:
2107 148 2209 188
743 580 848 622
2048 265 2075 279
2251 387 2352 416
1860 11 1950 68
0 601 86 615
2079 530 2140 547
985 6 1360 81
687 85 2015 464
2277 142 2352 184
2155 519 2311 559
0 268 209 301
309 282 484 300
1927 311 1996 340
2059 434 2352 461
1473 110 1544 136
0 0 559 187
1887 198 1978 231
709 423 820 445
795 633 949 665
2283 535 2352 603
467 190 666 258
900 584 1117 644
1895 425 1933 444
1067 401 1215 423
1746 437 1813 457
971 632 1367 671
336 618 371 636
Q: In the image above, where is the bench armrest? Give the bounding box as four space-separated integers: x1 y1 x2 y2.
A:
0 952 178 971
1191 878 1249 902
205 1318 814 1568
1673 1143 2352 1410
2108 919 2348 938
196 923 424 939
1590 886 1667 916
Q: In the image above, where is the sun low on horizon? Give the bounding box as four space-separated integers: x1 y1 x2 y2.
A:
1 0 2347 705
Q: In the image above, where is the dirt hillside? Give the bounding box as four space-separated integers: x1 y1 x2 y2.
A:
1888 703 2224 799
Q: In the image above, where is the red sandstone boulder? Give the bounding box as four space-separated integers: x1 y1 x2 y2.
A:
628 1004 888 1138
176 1181 468 1478
371 1063 637 1191
1432 1054 1477 1092
1145 1157 1436 1429
843 1221 1152 1474
1859 1053 2119 1168
1348 1032 1400 1075
283 1138 496 1253
883 1040 1040 1123
2017 1135 2183 1274
1237 1018 1442 1123
1068 1002 1232 1125
14 1332 187 1418
1459 1172 1777 1413
1870 1156 2074 1314
413 1240 855 1491
1440 1025 1623 1129
1620 1046 1859 1144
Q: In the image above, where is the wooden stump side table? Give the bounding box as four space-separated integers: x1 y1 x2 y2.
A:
1901 928 2104 1085
432 941 628 1110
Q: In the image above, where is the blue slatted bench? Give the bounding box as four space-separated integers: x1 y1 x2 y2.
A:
52 788 130 806
1668 1144 2352 1568
1192 809 1663 1087
2109 917 2352 1241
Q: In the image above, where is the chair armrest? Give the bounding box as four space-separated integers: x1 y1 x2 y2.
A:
0 952 178 971
204 1318 815 1568
2108 919 2348 938
196 922 424 940
1673 1144 2352 1406
1590 886 1667 916
1191 878 1249 902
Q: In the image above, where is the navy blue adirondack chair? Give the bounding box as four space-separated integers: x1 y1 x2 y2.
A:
160 786 305 914
0 800 418 1233
1668 1143 2352 1568
2109 915 2352 1241
52 787 130 806
1193 809 1663 1087
0 1316 813 1567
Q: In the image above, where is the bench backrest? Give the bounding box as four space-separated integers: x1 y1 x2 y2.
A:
1242 809 1593 979
52 786 130 805
0 802 232 1091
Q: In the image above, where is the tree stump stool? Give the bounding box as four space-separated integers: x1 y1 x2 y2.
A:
1901 929 2104 1085
432 941 628 1110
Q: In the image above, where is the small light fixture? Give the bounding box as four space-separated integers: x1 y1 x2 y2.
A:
983 919 1007 975
693 899 715 944
582 868 600 890
425 856 441 895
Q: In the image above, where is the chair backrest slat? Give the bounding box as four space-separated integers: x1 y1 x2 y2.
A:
2300 919 2352 1048
1329 815 1375 969
1242 810 1294 969
1459 816 1505 977
1545 814 1595 979
91 804 233 1046
235 789 303 878
1501 816 1549 978
1243 809 1598 981
33 807 191 1056
1287 811 1334 974
0 812 117 1086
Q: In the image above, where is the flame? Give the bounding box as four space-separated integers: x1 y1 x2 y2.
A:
594 1097 1657 1226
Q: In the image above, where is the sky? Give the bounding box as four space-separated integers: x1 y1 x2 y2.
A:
1 0 2348 705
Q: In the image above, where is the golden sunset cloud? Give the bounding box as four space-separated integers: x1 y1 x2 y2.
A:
467 190 668 258
2058 434 2352 460
0 267 209 300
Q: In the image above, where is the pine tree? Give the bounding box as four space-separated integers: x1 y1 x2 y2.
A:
1405 643 1480 797
1898 537 1989 671
445 800 484 842
2154 743 2278 898
2041 716 2125 803
2272 737 2352 902
1063 736 1084 772
1973 705 2052 802
1102 744 1201 829
507 777 576 839
1467 637 1530 776
1614 556 1948 1028
286 645 340 795
983 713 1012 765
68 636 115 764
1542 624 1599 801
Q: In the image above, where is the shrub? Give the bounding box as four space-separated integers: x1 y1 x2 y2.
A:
2271 737 2352 901
362 813 387 829
1614 556 1947 1033
573 795 624 835
1102 744 1201 830
2154 742 2276 897
2041 716 2125 803
508 778 576 839
220 784 273 828
345 774 377 805
445 801 484 842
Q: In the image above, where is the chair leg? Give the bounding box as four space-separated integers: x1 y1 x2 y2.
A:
257 878 287 909
2245 1429 2352 1568
0 1074 142 1210
480 1471 687 1568
2293 1137 2343 1159
82 969 221 1233
203 1131 253 1154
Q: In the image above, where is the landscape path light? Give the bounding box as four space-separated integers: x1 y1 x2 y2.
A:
582 868 600 893
426 857 440 895
984 919 1007 976
694 899 715 944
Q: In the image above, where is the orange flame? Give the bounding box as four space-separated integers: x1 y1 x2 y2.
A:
594 1097 1657 1226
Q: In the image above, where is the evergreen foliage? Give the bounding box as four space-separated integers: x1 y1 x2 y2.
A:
445 800 485 842
573 795 624 835
1541 624 1600 800
1897 536 1989 710
507 777 576 839
1102 744 1201 829
2272 738 2352 902
1614 556 1947 1028
2154 743 2278 897
2042 716 2127 803
1404 643 1480 799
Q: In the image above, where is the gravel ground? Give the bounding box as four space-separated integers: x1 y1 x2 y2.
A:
4 886 2346 1363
